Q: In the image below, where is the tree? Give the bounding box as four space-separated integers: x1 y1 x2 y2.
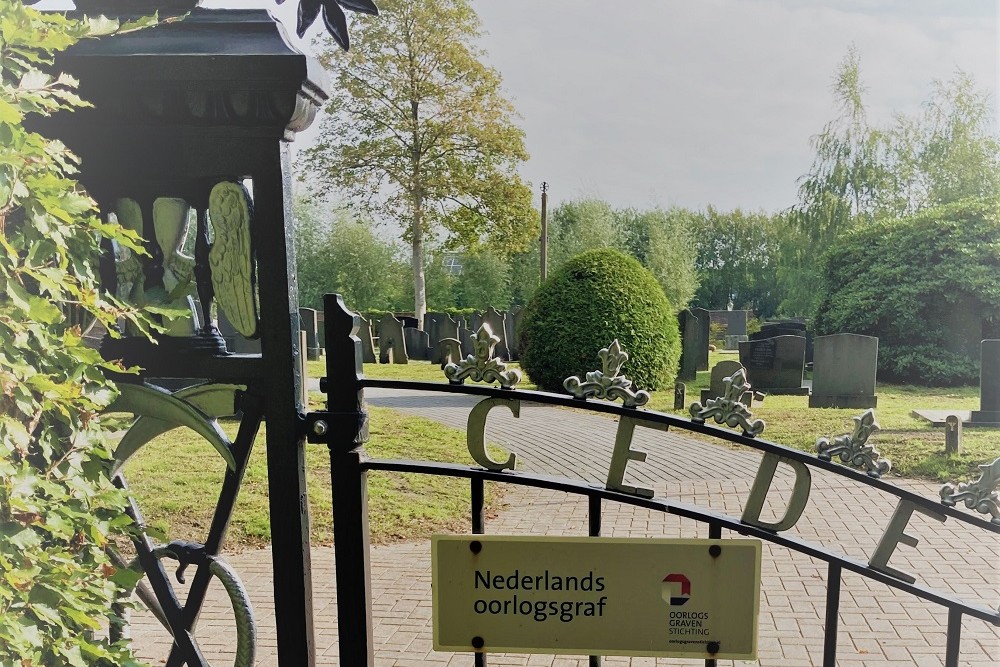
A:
617 207 699 311
691 208 785 317
300 0 536 325
293 200 405 311
546 199 621 271
786 45 892 314
815 198 1000 385
0 4 153 664
453 251 511 309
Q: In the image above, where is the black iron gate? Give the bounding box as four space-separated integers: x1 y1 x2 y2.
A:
304 294 999 667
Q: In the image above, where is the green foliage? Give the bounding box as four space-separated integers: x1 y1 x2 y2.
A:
519 249 680 392
0 3 154 664
787 47 1000 316
545 199 699 311
690 207 785 317
453 252 510 310
815 199 1000 385
293 199 405 311
301 0 537 323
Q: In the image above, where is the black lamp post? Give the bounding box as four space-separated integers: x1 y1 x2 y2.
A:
38 3 348 665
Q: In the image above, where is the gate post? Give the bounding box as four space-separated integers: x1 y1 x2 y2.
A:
323 294 375 666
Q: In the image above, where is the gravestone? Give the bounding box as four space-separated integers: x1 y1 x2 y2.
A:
218 309 261 354
299 308 320 360
691 308 711 371
700 360 751 406
357 315 377 364
677 310 700 381
428 314 460 364
424 312 448 362
378 314 408 364
439 338 462 369
739 335 808 395
753 321 812 363
512 308 526 357
970 339 1000 424
458 324 475 357
673 383 685 410
504 311 518 360
404 328 431 361
944 414 963 453
712 310 748 337
316 310 325 349
398 315 419 330
724 334 748 350
809 334 878 408
483 307 511 359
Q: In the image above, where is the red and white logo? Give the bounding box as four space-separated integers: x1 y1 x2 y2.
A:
662 573 691 606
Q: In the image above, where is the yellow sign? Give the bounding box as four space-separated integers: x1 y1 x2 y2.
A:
433 535 761 660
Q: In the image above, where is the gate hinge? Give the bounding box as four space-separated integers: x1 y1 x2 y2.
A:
300 410 369 447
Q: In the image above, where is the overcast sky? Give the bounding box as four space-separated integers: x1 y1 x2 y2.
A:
39 1 1000 213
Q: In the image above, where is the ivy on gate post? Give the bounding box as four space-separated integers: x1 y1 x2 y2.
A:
0 3 157 664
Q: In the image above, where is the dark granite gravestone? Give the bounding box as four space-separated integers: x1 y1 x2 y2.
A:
971 339 1000 425
423 312 448 362
316 309 325 349
724 334 748 350
404 328 431 361
299 308 320 360
378 313 408 364
504 311 518 360
398 315 419 330
739 335 808 395
700 360 751 406
753 321 812 363
357 315 376 364
483 307 510 359
673 383 685 410
690 307 711 372
711 310 748 337
677 309 700 381
218 309 260 354
512 308 525 356
428 313 459 365
809 334 878 408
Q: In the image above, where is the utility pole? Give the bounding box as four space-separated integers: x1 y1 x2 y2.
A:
540 181 549 283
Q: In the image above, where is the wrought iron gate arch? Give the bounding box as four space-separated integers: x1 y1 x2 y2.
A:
311 294 1000 667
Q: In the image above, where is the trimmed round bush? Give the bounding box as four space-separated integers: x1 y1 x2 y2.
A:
519 248 680 392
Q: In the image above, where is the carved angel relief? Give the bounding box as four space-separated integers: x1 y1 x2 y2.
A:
208 181 260 339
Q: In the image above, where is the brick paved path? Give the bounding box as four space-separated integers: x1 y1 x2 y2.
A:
130 388 1000 666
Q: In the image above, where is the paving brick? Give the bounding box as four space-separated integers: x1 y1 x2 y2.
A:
125 388 999 666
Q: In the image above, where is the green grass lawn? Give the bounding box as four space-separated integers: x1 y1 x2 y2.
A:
118 405 501 549
310 353 998 482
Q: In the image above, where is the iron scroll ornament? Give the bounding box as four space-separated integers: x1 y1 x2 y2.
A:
32 1 379 52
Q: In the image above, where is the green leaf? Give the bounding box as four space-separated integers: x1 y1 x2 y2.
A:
28 297 63 324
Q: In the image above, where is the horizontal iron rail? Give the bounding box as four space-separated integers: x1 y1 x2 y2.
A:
352 378 1000 534
363 457 1000 627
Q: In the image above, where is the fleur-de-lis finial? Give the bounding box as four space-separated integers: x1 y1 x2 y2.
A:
443 324 521 389
940 457 1000 525
563 340 650 408
689 367 765 437
816 409 890 478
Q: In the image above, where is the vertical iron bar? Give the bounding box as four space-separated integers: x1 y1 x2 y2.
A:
325 294 375 667
256 150 315 666
705 523 722 666
472 477 486 667
589 495 601 667
823 563 841 667
472 477 485 535
945 608 962 667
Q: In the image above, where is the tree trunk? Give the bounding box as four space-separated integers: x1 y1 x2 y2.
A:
412 206 426 327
